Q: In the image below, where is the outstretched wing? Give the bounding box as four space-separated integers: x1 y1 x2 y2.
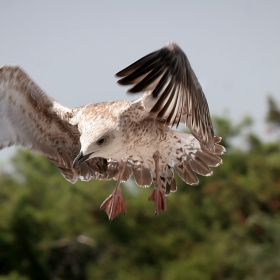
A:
0 65 107 183
116 42 214 152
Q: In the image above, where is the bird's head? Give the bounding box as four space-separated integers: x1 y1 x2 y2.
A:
72 118 119 168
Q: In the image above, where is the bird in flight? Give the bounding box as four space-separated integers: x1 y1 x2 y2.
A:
0 42 225 220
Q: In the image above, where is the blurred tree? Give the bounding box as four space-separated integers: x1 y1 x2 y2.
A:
0 97 279 280
266 96 280 129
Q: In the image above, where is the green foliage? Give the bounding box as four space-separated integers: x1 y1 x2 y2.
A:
0 272 28 280
0 98 280 279
212 113 253 151
266 96 280 129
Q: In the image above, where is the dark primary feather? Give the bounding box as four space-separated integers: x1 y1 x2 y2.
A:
116 42 215 152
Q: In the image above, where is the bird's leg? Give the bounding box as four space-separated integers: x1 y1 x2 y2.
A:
100 160 127 220
148 150 167 215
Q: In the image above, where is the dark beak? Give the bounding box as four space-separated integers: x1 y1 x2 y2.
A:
73 151 92 168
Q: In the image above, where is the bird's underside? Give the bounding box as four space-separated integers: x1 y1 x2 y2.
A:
0 42 225 220
97 135 225 220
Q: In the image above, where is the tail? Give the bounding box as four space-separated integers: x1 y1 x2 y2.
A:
174 132 226 185
160 131 226 195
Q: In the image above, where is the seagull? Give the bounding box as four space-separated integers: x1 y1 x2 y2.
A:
0 42 225 220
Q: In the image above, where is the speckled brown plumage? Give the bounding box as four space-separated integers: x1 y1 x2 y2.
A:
0 43 225 219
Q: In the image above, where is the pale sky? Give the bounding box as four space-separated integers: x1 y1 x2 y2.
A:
1 0 280 162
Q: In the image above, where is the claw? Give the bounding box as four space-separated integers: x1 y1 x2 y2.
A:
100 160 127 220
148 150 167 215
148 186 166 215
100 192 126 220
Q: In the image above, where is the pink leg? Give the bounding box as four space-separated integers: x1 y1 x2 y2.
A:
148 151 167 215
100 160 127 220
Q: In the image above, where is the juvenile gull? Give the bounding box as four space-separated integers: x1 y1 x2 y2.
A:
0 42 225 220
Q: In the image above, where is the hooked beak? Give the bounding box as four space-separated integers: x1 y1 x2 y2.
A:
73 151 93 168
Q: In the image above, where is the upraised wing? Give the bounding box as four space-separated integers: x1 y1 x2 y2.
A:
116 42 215 152
0 65 107 183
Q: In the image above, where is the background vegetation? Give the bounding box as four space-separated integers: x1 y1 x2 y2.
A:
0 97 279 280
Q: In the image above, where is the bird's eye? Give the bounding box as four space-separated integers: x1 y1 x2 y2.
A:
97 138 105 145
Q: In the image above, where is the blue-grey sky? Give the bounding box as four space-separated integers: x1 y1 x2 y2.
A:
1 0 280 162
